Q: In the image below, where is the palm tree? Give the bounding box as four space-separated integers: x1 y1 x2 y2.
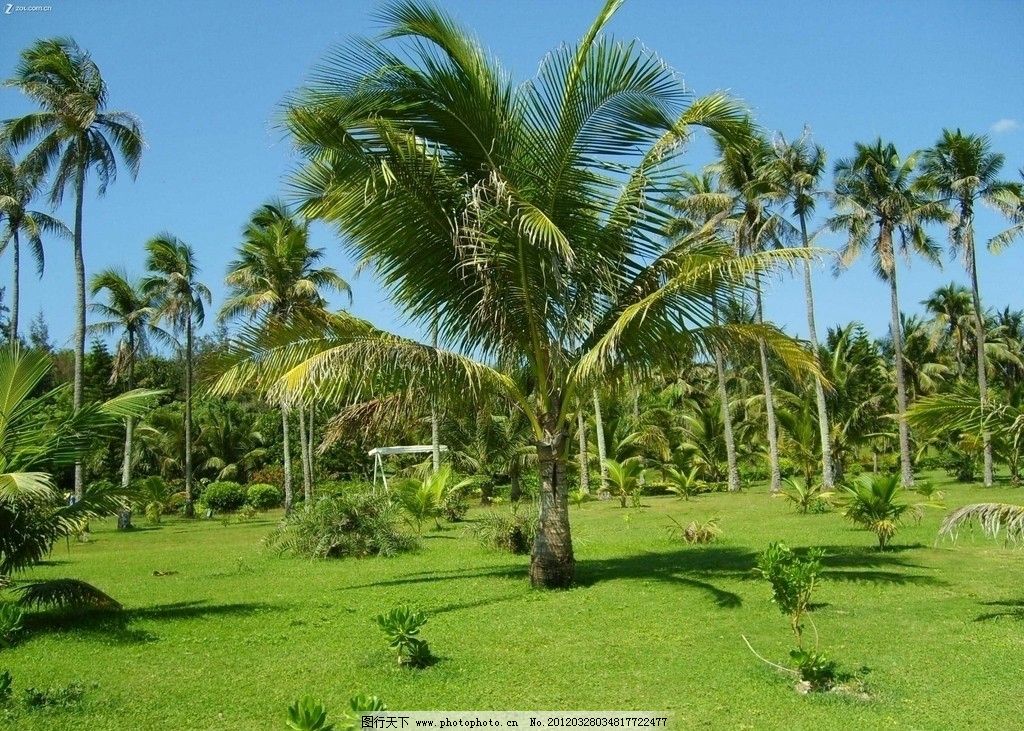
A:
89 268 169 528
829 139 947 487
773 130 835 489
214 0 815 588
0 148 69 341
921 282 974 373
920 131 1024 487
220 199 349 510
142 235 211 517
3 38 144 501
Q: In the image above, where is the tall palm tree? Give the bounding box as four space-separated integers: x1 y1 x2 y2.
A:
142 235 211 517
921 282 974 373
220 199 349 510
829 139 947 487
89 268 169 528
214 0 816 588
773 130 835 489
920 131 1024 486
4 38 144 500
0 148 69 341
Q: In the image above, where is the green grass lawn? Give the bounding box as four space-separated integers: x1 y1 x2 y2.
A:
2 472 1022 730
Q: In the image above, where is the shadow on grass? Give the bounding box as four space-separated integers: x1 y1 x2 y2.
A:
22 599 286 645
817 544 944 586
975 599 1024 622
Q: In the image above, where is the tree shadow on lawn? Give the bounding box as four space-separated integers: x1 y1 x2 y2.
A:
975 599 1024 622
816 544 945 586
22 599 287 645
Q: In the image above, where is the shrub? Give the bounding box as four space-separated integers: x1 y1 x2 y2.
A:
667 517 721 544
473 506 538 554
0 604 24 647
316 480 374 499
250 464 285 489
201 481 247 513
22 682 85 709
755 542 824 645
0 670 11 704
375 606 433 668
267 491 415 559
246 483 283 510
133 475 183 523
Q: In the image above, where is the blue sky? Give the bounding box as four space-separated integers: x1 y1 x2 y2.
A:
2 0 1022 349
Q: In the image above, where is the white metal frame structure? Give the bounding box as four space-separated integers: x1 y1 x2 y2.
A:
368 445 448 490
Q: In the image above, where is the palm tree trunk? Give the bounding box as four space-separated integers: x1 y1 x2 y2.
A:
298 405 312 504
799 214 835 489
754 284 782 493
887 266 915 488
184 313 195 516
593 390 609 496
430 318 440 473
118 332 135 530
967 239 994 487
282 403 293 513
10 230 20 342
712 296 741 492
530 419 574 588
72 162 86 503
307 404 316 490
577 408 590 494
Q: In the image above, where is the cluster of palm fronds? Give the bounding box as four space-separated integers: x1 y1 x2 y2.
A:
939 503 1024 544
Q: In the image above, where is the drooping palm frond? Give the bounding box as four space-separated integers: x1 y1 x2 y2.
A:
939 503 1024 544
13 578 122 612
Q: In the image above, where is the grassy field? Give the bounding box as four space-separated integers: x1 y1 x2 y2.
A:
2 472 1022 730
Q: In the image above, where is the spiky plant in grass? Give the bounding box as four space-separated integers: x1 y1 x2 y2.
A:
839 474 922 550
939 503 1024 544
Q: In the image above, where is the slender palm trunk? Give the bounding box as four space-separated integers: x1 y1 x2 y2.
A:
298 405 312 504
430 319 440 472
530 416 574 588
281 403 293 513
577 408 590 494
117 332 136 530
72 162 86 502
593 390 609 496
754 284 782 493
886 256 914 488
307 404 316 490
799 214 835 489
183 313 195 516
712 296 741 492
965 229 994 486
10 230 20 342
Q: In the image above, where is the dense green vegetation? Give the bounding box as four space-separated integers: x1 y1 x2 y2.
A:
1 0 1023 727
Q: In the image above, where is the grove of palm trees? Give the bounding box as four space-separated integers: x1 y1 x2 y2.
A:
1 2 1022 729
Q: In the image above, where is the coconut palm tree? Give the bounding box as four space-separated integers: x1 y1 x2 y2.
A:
920 131 1024 487
89 268 170 528
0 148 69 341
829 139 947 487
214 0 815 587
142 235 211 517
3 38 144 501
921 282 974 373
220 199 349 510
773 130 835 489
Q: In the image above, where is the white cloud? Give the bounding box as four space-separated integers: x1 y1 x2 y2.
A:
990 118 1020 133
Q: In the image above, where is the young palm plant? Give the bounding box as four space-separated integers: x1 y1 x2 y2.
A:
839 473 921 550
829 139 948 487
213 0 817 587
603 456 645 508
4 38 144 501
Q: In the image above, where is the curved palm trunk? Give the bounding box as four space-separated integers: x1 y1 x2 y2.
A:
577 408 590 494
281 403 293 513
887 263 915 488
10 230 20 342
966 234 994 487
530 421 574 588
298 405 312 504
799 214 835 489
73 162 86 502
593 390 609 496
754 285 782 493
712 296 741 492
183 314 195 516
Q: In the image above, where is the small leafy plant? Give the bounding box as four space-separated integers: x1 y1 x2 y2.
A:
473 506 538 554
341 695 387 731
0 670 12 704
667 516 721 544
840 474 922 549
659 466 702 501
777 479 834 514
789 648 838 692
287 696 335 731
22 682 85 709
0 604 24 647
755 542 824 645
375 606 433 668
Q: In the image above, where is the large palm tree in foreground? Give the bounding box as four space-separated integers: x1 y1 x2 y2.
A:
830 140 946 487
0 147 69 341
213 0 816 588
143 235 211 517
4 38 144 501
90 269 169 527
920 130 1024 486
220 199 349 510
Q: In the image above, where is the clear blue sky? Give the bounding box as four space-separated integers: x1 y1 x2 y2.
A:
2 0 1022 348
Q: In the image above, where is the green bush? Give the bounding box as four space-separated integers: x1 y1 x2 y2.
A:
375 605 433 668
755 542 824 645
267 490 415 559
473 507 538 554
201 481 247 513
246 483 283 510
0 604 24 647
0 670 11 704
316 480 373 499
